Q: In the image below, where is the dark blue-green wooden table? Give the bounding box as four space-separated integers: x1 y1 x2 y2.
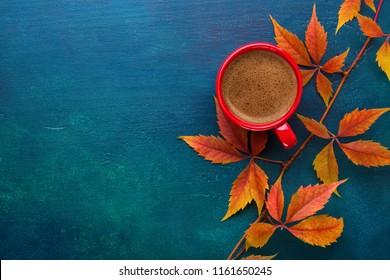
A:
1 0 389 259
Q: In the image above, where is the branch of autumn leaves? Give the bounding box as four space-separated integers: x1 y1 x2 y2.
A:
272 1 389 107
270 6 348 106
336 0 389 80
299 108 390 187
179 0 389 260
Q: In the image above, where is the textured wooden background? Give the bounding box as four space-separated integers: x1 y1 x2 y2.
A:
0 0 389 259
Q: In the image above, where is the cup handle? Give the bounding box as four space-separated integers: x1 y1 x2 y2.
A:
274 123 297 149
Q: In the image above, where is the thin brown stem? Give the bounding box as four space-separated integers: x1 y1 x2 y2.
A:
374 0 383 22
227 216 261 260
253 156 285 165
227 232 246 260
227 2 384 260
233 247 246 260
280 134 314 177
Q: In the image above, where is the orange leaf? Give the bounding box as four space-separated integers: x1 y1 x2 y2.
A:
321 48 350 73
313 141 339 184
285 180 346 223
215 96 249 153
316 71 333 106
336 0 361 33
338 108 390 137
288 215 344 247
241 254 277 260
250 131 268 155
297 114 331 139
270 15 312 66
364 0 376 12
222 160 268 221
179 135 246 164
338 140 390 167
266 177 284 222
301 69 317 86
376 39 390 81
356 14 385 37
245 222 276 249
305 4 328 64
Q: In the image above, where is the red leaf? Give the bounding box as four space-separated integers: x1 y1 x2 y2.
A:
336 0 361 33
338 140 390 167
266 177 284 222
288 215 344 247
313 141 339 184
250 131 268 155
305 4 328 64
364 0 376 12
376 39 390 81
338 108 390 137
222 160 268 221
316 71 333 106
300 69 317 86
245 222 276 249
215 97 249 153
297 114 331 139
270 15 312 66
321 49 350 73
179 135 246 164
356 14 385 37
285 180 346 223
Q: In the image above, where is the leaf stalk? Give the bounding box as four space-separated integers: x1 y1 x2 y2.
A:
253 156 285 165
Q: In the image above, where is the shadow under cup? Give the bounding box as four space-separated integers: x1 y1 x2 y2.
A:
216 43 303 149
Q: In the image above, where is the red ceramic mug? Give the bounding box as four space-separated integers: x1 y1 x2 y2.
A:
216 42 302 149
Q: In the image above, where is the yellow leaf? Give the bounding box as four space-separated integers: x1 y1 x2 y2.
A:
313 141 339 184
300 69 317 86
297 114 331 139
222 160 268 221
339 140 390 167
305 4 328 64
356 14 385 37
338 108 390 137
336 0 361 33
270 15 312 66
376 39 390 81
288 215 344 247
316 71 333 106
364 0 376 12
245 222 276 249
322 49 350 73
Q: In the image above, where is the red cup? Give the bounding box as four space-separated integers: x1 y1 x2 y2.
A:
216 42 302 149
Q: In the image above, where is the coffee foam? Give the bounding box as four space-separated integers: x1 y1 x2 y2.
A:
222 50 297 124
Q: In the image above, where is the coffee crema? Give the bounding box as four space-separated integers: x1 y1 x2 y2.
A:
221 50 297 124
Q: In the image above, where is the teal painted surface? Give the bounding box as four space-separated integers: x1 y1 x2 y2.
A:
0 0 389 259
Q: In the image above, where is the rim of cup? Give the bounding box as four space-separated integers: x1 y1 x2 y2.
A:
216 42 303 131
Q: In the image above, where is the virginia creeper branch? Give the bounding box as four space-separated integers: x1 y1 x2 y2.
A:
228 0 384 260
283 0 383 174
